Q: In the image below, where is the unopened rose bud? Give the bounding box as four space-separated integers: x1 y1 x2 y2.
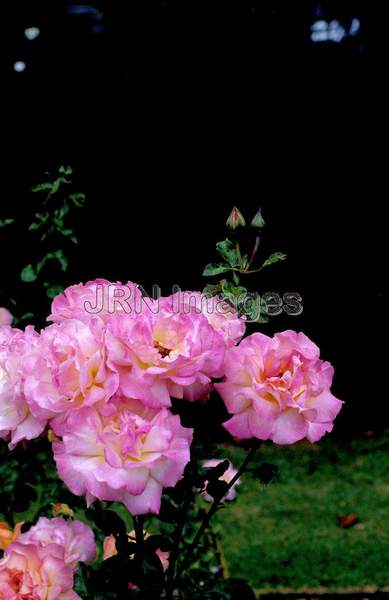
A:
251 208 265 230
226 206 246 231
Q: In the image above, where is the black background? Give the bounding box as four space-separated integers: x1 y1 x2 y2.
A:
1 1 387 434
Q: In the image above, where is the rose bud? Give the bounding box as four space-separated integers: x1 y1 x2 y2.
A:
226 206 246 231
251 208 265 230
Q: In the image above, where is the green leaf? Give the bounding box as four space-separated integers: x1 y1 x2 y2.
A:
242 294 269 323
216 239 238 267
31 182 54 193
29 212 50 231
56 203 70 219
0 218 15 228
36 250 68 274
44 284 64 299
221 280 247 298
232 270 240 285
260 252 287 270
241 254 249 269
202 263 230 277
68 193 86 207
20 264 37 282
202 283 222 297
12 312 34 325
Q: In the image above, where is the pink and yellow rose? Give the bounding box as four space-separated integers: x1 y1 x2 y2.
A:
17 517 96 567
216 330 343 444
105 308 225 407
0 541 80 599
0 326 47 449
53 398 192 514
23 319 118 424
48 279 143 325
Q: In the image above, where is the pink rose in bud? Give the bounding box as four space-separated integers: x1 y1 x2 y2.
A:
24 319 118 423
48 279 143 325
103 531 169 571
160 291 246 348
0 309 12 327
216 331 343 445
226 206 246 230
53 398 192 515
0 326 47 449
0 541 80 599
17 517 96 567
105 307 225 408
202 459 241 502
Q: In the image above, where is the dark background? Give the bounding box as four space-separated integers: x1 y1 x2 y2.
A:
1 1 387 434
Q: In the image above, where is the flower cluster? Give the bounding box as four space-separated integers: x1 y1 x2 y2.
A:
0 279 342 516
0 280 245 514
0 517 95 599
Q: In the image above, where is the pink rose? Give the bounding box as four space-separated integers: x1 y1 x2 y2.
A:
160 292 246 348
202 459 241 502
24 319 118 423
216 330 343 445
0 541 80 599
0 326 47 449
0 309 12 327
53 398 193 515
105 307 225 408
48 279 143 325
17 517 96 567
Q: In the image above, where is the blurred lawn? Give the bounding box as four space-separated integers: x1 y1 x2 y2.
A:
216 433 389 590
2 433 389 591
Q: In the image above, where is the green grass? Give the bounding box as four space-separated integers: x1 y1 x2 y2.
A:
2 434 389 591
215 433 389 590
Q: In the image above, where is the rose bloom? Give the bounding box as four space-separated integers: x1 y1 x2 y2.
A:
23 319 118 425
0 522 23 551
103 531 169 571
0 541 80 599
0 309 12 327
53 398 193 515
159 291 246 348
216 330 343 445
105 306 225 408
48 279 143 325
202 459 241 502
17 518 96 567
0 326 47 449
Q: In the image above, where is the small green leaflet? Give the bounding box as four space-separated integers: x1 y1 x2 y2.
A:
260 252 287 270
21 250 69 283
202 263 231 276
216 239 239 268
0 219 15 228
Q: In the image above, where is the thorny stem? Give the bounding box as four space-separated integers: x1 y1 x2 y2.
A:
133 515 145 592
165 493 192 600
175 443 259 583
